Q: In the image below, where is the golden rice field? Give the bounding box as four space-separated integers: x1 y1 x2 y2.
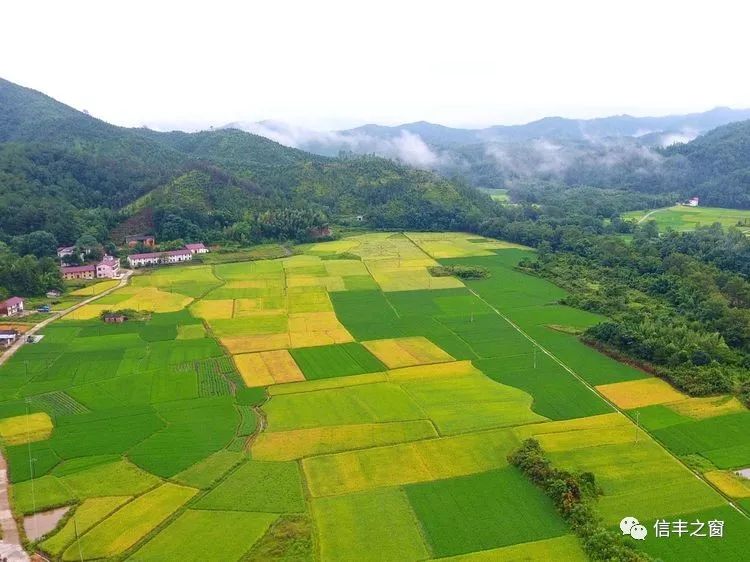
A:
3 232 746 562
0 412 53 445
69 280 119 296
363 336 454 368
596 377 687 409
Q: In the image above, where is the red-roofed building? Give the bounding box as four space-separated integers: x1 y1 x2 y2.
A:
185 243 209 254
60 264 96 280
0 297 24 317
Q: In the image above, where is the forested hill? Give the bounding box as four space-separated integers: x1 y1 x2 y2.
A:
0 77 495 246
663 120 750 208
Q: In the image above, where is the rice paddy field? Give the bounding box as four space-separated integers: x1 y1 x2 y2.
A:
623 205 750 234
0 233 748 561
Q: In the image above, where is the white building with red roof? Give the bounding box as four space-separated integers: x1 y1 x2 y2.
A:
0 297 24 316
127 249 193 268
185 243 209 254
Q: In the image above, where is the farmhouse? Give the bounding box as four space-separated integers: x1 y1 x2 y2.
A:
103 312 127 323
687 197 700 207
60 264 96 280
185 242 209 254
127 249 193 268
0 329 19 347
96 255 121 278
46 290 62 298
0 297 24 317
125 234 156 248
56 245 76 259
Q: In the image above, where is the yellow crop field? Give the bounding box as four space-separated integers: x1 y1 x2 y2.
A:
440 535 586 562
269 372 388 396
405 232 526 258
235 350 304 387
221 333 291 354
191 299 234 320
303 427 518 497
66 483 197 559
252 420 438 461
262 350 306 383
704 470 750 498
0 412 53 445
232 298 262 315
514 413 627 439
83 287 191 315
386 360 478 383
235 353 275 387
363 337 454 368
596 377 686 409
666 395 746 419
306 239 360 254
289 330 354 348
322 260 368 277
63 304 111 320
69 280 119 296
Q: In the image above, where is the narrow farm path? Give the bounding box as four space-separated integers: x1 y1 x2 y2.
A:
0 270 133 369
465 286 750 520
0 452 29 561
636 207 667 223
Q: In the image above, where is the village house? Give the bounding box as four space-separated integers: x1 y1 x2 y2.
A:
103 312 127 323
127 249 193 268
46 290 62 298
125 234 156 248
163 249 193 263
185 242 209 254
687 197 700 207
0 297 24 317
126 252 161 268
60 264 96 280
0 329 19 348
61 255 121 280
96 255 121 278
56 245 76 259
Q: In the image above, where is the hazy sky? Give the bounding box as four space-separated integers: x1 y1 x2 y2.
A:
3 0 749 131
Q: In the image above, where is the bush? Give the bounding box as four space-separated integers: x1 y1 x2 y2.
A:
509 439 652 562
428 265 490 279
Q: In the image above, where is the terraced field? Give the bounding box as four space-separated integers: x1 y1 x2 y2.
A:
1 233 748 561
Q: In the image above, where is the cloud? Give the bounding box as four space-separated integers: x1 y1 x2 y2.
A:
226 121 450 169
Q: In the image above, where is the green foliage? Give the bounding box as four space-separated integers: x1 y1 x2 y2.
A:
509 438 652 562
428 264 490 279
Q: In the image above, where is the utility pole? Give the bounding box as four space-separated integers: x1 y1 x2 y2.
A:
635 411 640 443
533 348 537 369
25 399 38 539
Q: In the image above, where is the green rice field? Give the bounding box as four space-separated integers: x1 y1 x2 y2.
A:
0 231 747 561
623 205 750 234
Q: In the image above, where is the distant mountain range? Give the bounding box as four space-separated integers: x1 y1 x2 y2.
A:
224 109 750 198
226 106 750 157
